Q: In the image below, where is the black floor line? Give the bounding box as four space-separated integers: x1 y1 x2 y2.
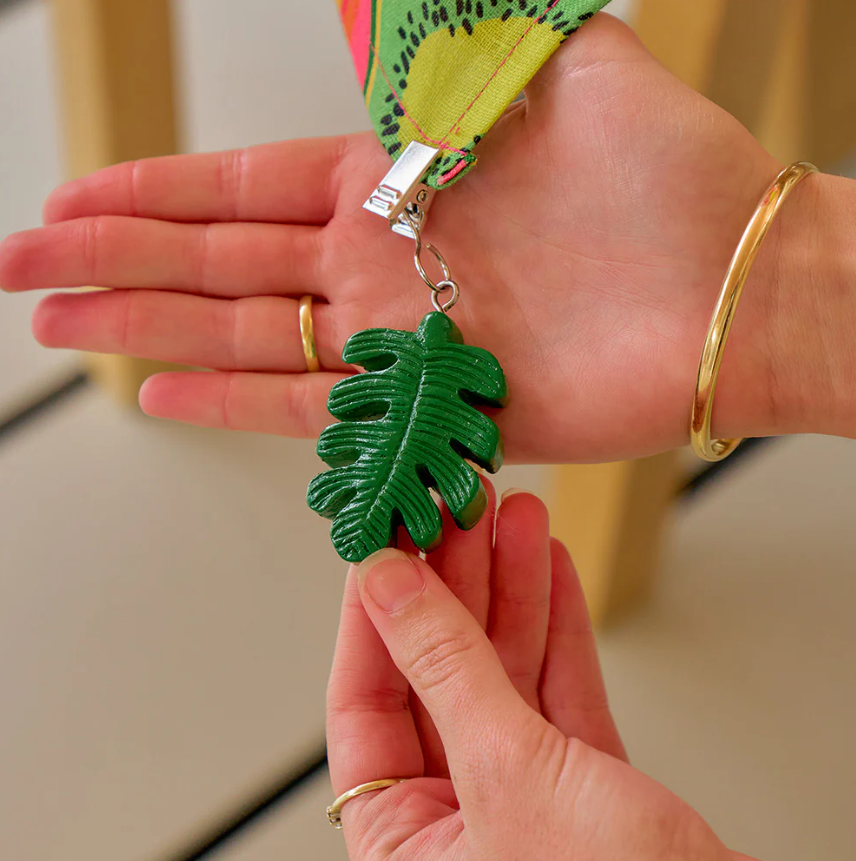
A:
0 370 90 446
164 748 329 861
678 437 777 501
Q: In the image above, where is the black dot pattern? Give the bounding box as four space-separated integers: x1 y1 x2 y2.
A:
392 0 598 64
379 1 605 170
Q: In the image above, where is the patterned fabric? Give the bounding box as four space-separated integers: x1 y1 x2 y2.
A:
336 0 610 187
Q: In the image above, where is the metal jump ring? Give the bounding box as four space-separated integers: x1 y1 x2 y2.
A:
404 209 451 291
415 242 452 292
432 279 460 313
401 209 459 313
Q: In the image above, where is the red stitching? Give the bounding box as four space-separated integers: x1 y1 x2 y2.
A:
369 4 564 175
439 0 563 150
437 157 470 186
369 41 468 157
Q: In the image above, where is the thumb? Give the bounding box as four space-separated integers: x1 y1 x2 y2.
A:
356 549 531 784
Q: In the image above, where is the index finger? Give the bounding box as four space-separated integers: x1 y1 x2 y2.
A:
327 566 424 797
42 134 367 227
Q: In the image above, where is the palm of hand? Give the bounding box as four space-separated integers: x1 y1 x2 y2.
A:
0 15 777 462
328 16 780 462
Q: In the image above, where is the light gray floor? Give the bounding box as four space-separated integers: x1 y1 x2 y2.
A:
0 390 342 861
1 2 854 861
602 435 856 861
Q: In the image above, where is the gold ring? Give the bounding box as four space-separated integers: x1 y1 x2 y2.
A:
326 778 408 829
691 161 818 462
299 295 321 373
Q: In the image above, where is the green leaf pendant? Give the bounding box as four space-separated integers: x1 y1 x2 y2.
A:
307 312 508 564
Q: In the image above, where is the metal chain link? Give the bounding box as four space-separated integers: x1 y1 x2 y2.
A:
401 209 460 314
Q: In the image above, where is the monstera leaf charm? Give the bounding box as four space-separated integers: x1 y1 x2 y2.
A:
308 312 508 563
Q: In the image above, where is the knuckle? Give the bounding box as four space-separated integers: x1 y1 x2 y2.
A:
284 374 314 439
514 715 569 775
128 160 142 216
507 666 543 698
218 149 247 219
223 299 242 369
348 801 387 861
404 628 477 696
327 681 409 719
346 784 415 861
82 216 107 282
327 134 352 207
576 687 612 716
552 735 597 799
314 302 346 369
569 611 595 639
116 289 137 353
498 587 551 618
193 224 213 291
536 723 574 775
302 224 325 267
220 372 238 431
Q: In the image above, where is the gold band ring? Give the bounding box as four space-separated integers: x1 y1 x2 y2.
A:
691 161 818 462
299 295 321 373
326 779 408 829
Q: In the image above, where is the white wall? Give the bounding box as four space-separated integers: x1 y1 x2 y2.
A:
173 0 635 154
175 0 372 153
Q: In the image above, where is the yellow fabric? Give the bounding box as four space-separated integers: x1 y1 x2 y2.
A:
338 0 611 187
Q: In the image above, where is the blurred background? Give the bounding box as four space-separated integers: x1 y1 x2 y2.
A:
0 1 854 860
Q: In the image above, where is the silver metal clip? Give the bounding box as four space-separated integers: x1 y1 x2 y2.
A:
363 141 440 239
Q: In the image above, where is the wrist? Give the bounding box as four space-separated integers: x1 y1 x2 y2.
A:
714 169 856 440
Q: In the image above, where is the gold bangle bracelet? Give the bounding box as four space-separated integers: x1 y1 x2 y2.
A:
690 161 818 463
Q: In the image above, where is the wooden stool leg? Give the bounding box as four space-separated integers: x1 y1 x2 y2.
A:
641 0 856 171
550 454 680 628
807 0 856 169
632 0 728 90
50 0 180 407
754 0 809 166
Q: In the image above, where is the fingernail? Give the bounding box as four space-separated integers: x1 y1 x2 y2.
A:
501 487 528 503
358 549 425 614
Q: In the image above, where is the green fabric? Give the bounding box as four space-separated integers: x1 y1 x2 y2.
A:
337 0 611 187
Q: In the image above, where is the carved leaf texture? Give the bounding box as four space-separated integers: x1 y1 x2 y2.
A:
307 312 508 563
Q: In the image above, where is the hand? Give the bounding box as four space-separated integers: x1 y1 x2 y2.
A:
327 483 745 860
0 14 844 461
